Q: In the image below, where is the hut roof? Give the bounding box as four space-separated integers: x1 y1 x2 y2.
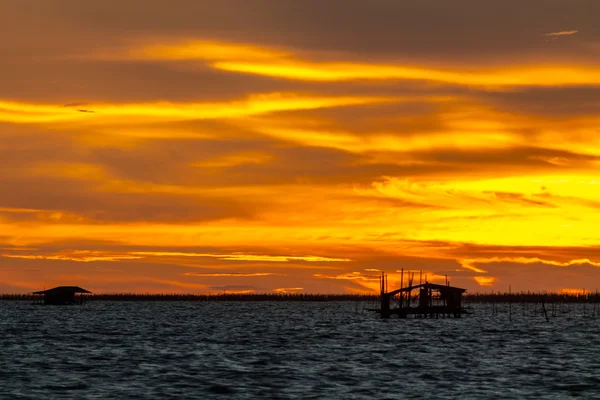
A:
33 286 91 295
386 282 466 297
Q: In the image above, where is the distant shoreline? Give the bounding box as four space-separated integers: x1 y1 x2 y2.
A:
1 293 377 302
0 292 597 303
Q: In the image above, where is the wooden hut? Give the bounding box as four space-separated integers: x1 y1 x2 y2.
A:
375 272 466 318
33 286 91 305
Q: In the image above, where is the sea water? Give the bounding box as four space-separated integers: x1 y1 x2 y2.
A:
1 301 599 399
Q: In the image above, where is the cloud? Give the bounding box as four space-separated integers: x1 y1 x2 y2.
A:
209 285 259 291
119 39 600 87
1 252 142 263
461 256 600 273
543 30 579 37
0 207 41 214
133 251 351 262
313 272 379 281
474 276 496 287
273 287 304 293
183 272 284 277
2 0 600 295
2 0 596 63
0 94 390 124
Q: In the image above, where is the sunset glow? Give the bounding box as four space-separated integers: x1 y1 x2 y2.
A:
2 0 600 294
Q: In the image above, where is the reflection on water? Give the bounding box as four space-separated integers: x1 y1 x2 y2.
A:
1 301 599 399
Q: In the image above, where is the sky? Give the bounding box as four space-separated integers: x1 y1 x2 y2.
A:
1 0 600 294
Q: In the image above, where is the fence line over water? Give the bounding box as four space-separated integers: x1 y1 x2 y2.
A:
0 291 598 303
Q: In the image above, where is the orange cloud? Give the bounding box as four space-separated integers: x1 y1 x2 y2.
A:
313 272 383 293
5 23 600 296
129 39 600 87
2 252 142 262
313 272 379 281
218 289 256 294
543 30 578 37
134 40 290 62
183 272 284 277
461 257 600 272
0 94 390 124
0 207 41 213
474 276 497 287
273 287 304 293
133 251 351 263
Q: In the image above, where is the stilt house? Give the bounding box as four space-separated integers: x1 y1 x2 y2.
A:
33 286 91 305
375 272 466 318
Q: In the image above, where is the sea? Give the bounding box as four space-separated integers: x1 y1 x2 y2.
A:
1 300 599 399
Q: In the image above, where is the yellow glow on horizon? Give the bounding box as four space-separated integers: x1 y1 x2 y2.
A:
559 288 588 295
273 287 304 293
217 289 256 294
3 175 600 250
474 276 497 287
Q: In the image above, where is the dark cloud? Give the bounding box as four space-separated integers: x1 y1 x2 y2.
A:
478 261 600 292
0 176 254 223
441 242 600 263
0 59 300 102
81 135 454 187
3 0 597 62
479 87 600 116
417 146 600 169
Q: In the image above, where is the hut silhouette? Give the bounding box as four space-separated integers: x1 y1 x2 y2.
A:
33 286 91 305
374 272 467 318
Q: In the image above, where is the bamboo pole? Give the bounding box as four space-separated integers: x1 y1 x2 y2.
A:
541 297 549 323
509 285 512 322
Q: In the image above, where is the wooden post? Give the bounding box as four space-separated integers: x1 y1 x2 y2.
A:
400 268 404 309
400 269 404 289
541 297 549 323
509 285 512 322
380 272 389 319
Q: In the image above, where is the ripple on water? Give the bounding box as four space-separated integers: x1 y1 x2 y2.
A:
0 301 598 399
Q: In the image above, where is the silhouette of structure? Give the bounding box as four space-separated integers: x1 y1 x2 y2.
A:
33 286 91 305
374 272 466 319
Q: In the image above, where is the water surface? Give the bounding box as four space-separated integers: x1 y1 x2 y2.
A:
1 301 598 399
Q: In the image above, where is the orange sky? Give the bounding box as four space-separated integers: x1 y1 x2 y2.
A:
2 0 600 294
